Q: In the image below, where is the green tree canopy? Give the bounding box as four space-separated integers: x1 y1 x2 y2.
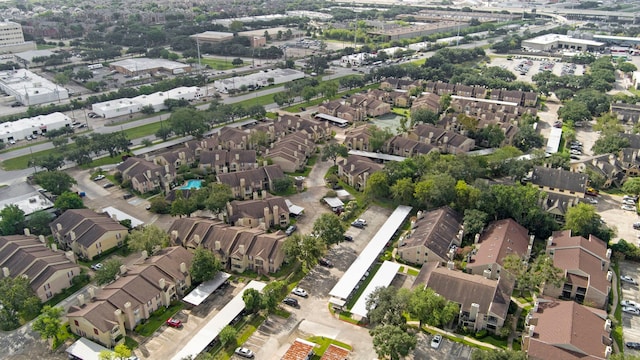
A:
312 213 346 245
242 288 263 314
206 183 233 213
321 143 349 166
366 286 410 327
95 259 123 286
219 325 238 347
34 170 77 195
370 325 417 360
127 225 169 255
54 191 85 211
622 177 640 195
564 203 613 242
0 204 25 236
32 306 64 349
27 210 53 236
190 248 221 283
0 276 41 330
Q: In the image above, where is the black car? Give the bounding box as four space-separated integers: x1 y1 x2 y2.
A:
103 182 115 188
282 297 299 308
344 235 353 242
123 193 134 200
351 220 365 229
627 342 640 350
319 258 334 268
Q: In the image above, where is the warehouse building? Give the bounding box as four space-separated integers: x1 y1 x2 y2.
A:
92 86 204 119
109 58 191 76
190 31 235 44
0 69 69 106
0 112 71 142
521 34 605 52
367 21 467 41
213 68 305 93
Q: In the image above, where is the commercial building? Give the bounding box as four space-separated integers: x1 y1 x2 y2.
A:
190 31 235 44
13 49 54 67
0 21 35 54
0 191 54 218
367 21 467 41
521 34 605 52
92 86 204 118
0 69 69 105
0 112 72 143
109 58 191 76
213 68 305 93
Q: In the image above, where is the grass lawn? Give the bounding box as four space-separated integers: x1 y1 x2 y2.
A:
338 312 361 325
124 336 139 350
135 302 184 337
234 92 280 108
200 58 238 70
479 334 508 349
345 262 382 310
307 336 352 359
407 268 420 276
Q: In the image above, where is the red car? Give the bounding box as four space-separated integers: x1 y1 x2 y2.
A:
166 318 182 328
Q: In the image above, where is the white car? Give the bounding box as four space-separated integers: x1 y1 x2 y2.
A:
586 198 598 204
622 204 636 211
623 199 636 206
623 306 640 316
621 300 639 308
621 275 638 285
355 219 367 226
91 263 103 271
624 195 637 201
570 149 582 155
93 175 105 181
234 347 255 358
291 287 308 298
430 334 442 349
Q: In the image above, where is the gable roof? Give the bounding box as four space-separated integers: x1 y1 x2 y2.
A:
227 196 289 223
320 344 350 360
282 339 317 360
216 165 285 188
470 219 530 268
531 166 588 194
526 298 610 360
415 263 515 320
340 155 384 177
403 206 463 261
50 209 127 248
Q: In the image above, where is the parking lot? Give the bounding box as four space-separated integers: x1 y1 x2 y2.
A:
619 261 640 355
413 332 473 360
490 56 584 84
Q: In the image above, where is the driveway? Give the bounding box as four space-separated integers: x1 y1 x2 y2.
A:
413 332 473 360
597 193 638 245
619 260 640 354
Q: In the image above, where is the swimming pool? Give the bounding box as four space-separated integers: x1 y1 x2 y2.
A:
180 179 203 190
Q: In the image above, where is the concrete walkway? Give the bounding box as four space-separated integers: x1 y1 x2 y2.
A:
406 321 498 350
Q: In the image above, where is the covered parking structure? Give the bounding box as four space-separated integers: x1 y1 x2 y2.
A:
350 261 401 320
329 205 412 305
171 280 266 360
314 113 350 127
182 272 231 306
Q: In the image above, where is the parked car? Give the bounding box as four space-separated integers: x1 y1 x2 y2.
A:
430 334 442 349
570 149 582 155
621 275 638 285
354 219 367 226
91 263 103 270
285 225 297 236
623 306 640 315
624 195 639 202
624 199 636 206
166 318 182 328
291 287 308 298
319 258 334 268
351 219 367 228
282 297 299 308
621 300 639 308
344 235 353 242
234 347 255 358
622 204 636 211
103 182 115 188
627 342 640 350
585 197 598 204
93 175 105 181
633 222 640 230
123 193 134 200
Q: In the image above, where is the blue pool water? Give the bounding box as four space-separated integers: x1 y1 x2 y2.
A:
180 179 203 190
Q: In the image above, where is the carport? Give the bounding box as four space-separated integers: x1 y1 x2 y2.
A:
171 280 266 360
182 272 231 306
329 205 412 302
350 261 401 320
66 337 111 360
285 199 305 217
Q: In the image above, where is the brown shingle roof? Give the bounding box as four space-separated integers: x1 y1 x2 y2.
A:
470 219 530 268
320 344 350 360
403 207 462 261
531 166 588 194
282 339 317 360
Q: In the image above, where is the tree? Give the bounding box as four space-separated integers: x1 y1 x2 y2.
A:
411 108 439 125
414 173 456 208
564 202 612 241
261 280 287 310
313 213 346 245
390 177 415 205
219 325 238 347
0 204 25 236
54 191 84 211
190 248 221 283
155 126 172 141
439 93 452 112
471 349 526 360
34 170 76 195
463 209 488 239
272 177 294 193
168 108 208 137
321 143 349 166
32 306 64 349
231 58 244 66
242 288 263 314
592 132 629 154
302 86 317 102
249 130 269 151
365 171 390 201
127 225 169 255
557 100 591 124
618 61 638 74
99 344 132 360
0 276 41 330
623 177 640 195
206 183 233 214
503 254 563 295
33 153 65 171
408 287 458 328
28 210 53 236
171 193 197 217
370 325 417 360
369 126 394 152
283 234 324 271
475 124 505 148
95 259 123 286
513 126 544 152
366 286 410 327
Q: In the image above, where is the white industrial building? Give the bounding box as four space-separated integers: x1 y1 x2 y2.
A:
0 112 71 142
408 41 431 52
0 69 69 105
109 58 191 76
522 34 605 52
92 86 204 118
0 191 55 218
213 69 304 93
337 53 371 67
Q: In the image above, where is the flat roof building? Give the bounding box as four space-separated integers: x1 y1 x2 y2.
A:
14 49 54 66
190 31 235 44
0 112 71 142
109 58 191 76
213 68 305 93
0 191 54 217
522 34 605 52
367 21 467 41
92 86 203 119
0 69 69 105
0 21 35 54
